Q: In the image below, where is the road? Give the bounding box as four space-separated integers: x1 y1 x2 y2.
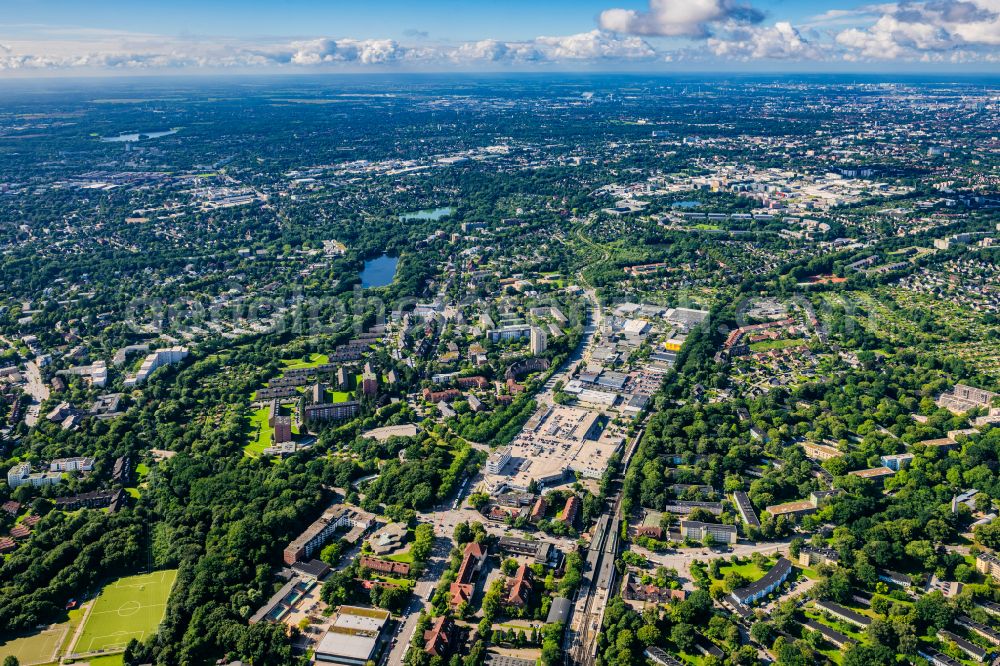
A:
538 285 602 406
22 360 49 426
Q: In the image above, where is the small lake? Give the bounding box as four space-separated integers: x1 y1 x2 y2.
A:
102 129 179 143
399 207 455 222
360 254 399 288
671 200 702 209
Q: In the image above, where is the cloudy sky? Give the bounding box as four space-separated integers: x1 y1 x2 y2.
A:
1 0 999 74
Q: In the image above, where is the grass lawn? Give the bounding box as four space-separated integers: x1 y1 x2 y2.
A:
678 650 706 665
749 338 808 352
386 550 415 564
67 655 124 666
798 565 821 580
135 463 150 480
0 624 64 665
373 576 415 590
817 647 843 664
715 560 768 580
804 608 869 643
330 391 353 403
282 353 329 371
245 406 273 457
72 570 178 655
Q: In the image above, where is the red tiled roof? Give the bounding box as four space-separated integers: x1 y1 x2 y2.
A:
424 616 456 657
507 564 533 607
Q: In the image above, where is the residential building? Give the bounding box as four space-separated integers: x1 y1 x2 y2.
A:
814 601 871 628
422 388 461 404
457 375 489 390
283 505 372 565
507 564 534 607
918 649 963 666
765 499 817 519
7 462 62 489
802 442 842 461
488 325 531 343
729 557 791 605
975 551 1000 582
124 346 189 386
302 401 361 425
919 437 960 453
49 457 94 473
623 571 687 604
957 615 1000 646
424 616 458 659
112 455 132 485
54 489 121 510
529 326 547 355
644 647 685 666
938 630 990 662
798 546 840 568
732 491 760 528
360 369 378 397
360 556 410 577
680 520 737 545
848 466 895 486
880 453 914 471
449 542 487 606
878 569 912 587
937 384 998 414
559 495 580 526
802 620 853 649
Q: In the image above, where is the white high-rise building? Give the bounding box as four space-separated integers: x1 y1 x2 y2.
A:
530 326 547 355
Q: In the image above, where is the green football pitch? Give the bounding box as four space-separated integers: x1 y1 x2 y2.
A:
73 570 178 655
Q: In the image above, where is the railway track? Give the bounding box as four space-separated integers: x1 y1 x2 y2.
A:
564 428 644 665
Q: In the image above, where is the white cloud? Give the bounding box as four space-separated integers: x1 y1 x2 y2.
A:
534 30 657 60
835 0 1000 59
288 38 406 65
709 21 820 60
450 39 545 63
450 31 655 63
599 0 764 37
2 2 1000 73
0 30 660 71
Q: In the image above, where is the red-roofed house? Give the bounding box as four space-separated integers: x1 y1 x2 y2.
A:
360 556 411 576
449 542 486 607
9 525 30 539
529 496 547 524
559 496 580 525
423 388 461 404
507 563 534 608
424 616 457 658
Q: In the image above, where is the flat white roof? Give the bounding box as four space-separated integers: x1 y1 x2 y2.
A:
315 631 378 661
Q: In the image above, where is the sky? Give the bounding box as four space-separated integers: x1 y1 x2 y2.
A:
1 0 999 75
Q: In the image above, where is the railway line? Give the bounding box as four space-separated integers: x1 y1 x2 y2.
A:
564 428 644 665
